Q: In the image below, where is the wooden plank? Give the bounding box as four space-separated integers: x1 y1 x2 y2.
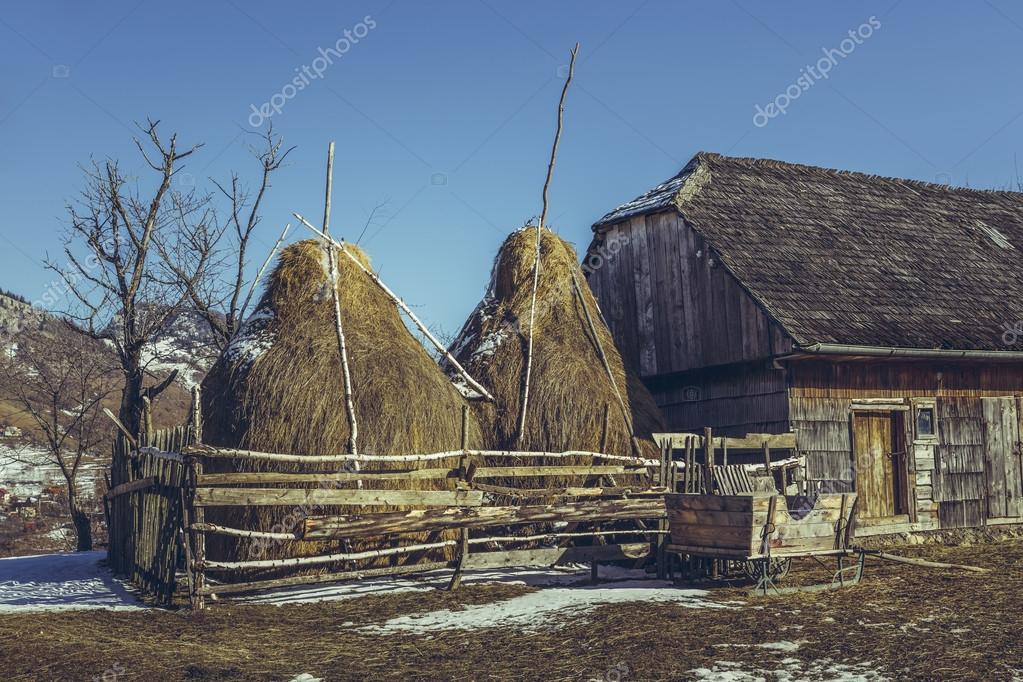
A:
197 465 643 485
665 494 756 513
302 497 667 539
193 487 485 508
632 215 657 376
462 543 650 570
186 445 653 466
470 483 665 499
202 561 452 597
104 476 158 500
668 522 754 552
198 469 458 484
652 433 797 451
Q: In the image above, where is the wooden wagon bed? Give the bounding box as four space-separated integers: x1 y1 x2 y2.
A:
664 492 863 595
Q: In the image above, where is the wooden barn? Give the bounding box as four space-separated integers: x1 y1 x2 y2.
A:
585 152 1023 535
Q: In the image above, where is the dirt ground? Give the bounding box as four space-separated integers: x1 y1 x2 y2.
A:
1 536 1021 682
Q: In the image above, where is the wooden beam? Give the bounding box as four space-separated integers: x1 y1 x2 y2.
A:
302 497 666 540
652 432 797 450
196 465 647 485
183 445 654 466
197 469 459 484
463 542 650 569
192 487 484 508
104 476 157 500
201 561 452 596
470 483 665 498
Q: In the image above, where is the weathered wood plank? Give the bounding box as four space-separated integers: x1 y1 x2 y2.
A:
462 543 650 569
105 476 158 500
302 498 667 539
193 487 485 508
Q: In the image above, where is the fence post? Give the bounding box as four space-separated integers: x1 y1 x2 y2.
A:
704 427 714 495
188 455 206 610
656 438 669 579
190 386 203 445
448 405 471 591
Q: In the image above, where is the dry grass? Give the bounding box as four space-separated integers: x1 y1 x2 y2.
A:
200 240 476 569
449 226 664 461
2 538 1020 681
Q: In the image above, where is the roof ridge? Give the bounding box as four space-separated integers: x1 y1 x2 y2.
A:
696 151 1023 198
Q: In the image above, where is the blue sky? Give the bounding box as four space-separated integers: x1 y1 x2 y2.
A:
2 1 1022 334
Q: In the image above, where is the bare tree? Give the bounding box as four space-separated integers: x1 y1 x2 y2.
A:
160 125 294 350
50 119 212 437
0 332 117 550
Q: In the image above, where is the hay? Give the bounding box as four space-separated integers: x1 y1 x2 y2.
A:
200 239 477 571
448 226 665 459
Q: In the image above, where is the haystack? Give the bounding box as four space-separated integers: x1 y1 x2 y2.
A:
201 239 477 569
448 226 664 459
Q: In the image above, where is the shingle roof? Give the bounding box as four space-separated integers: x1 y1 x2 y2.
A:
593 152 1023 351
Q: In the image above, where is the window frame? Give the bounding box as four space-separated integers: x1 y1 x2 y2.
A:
911 398 938 442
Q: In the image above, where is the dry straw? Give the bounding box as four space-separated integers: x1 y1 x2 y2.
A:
201 239 476 571
449 226 665 462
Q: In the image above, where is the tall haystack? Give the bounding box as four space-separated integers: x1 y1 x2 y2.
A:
448 226 664 458
201 238 477 567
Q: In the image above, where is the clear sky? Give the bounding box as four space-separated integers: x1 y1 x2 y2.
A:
2 1 1022 334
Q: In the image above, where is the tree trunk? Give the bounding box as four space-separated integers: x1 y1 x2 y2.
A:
68 490 92 552
120 368 145 439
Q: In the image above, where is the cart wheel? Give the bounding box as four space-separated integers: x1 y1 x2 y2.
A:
743 558 791 582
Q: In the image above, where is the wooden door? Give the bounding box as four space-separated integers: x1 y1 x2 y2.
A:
981 397 1023 519
852 411 901 519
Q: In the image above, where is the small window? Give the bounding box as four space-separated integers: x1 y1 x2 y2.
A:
915 406 935 438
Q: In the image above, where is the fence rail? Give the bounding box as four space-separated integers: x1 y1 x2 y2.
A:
177 443 667 608
104 395 670 609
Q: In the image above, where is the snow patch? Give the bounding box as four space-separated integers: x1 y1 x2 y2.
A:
0 552 144 612
361 580 732 634
223 307 276 369
689 658 889 682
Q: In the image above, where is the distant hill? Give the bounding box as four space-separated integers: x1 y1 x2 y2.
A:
0 291 218 441
0 290 47 336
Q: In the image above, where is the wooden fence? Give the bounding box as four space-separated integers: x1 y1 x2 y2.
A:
105 426 191 606
177 441 669 608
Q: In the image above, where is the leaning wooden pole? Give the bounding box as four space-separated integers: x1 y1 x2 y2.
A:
319 143 359 454
517 42 579 445
295 214 495 402
239 222 291 320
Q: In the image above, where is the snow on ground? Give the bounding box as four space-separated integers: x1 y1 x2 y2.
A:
688 657 889 681
0 553 734 623
0 551 144 612
229 565 654 606
359 575 733 634
0 444 106 500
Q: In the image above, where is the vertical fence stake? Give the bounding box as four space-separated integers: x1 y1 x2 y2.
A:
449 404 471 591
188 456 206 610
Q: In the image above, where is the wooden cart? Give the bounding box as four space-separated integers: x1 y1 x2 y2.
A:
664 491 862 595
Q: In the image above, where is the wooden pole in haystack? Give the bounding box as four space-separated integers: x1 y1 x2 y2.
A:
319 142 359 455
295 214 495 402
517 42 579 446
239 222 291 321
